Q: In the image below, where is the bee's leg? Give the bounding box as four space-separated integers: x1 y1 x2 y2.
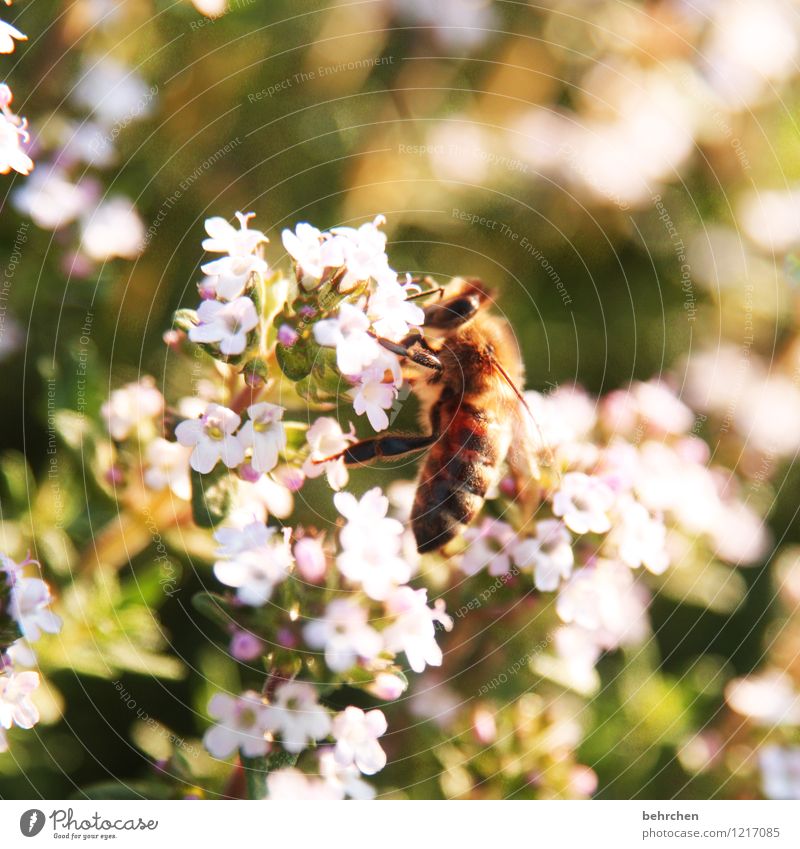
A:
374 335 442 372
319 433 437 466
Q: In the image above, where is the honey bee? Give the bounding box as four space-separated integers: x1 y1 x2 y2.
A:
323 278 540 553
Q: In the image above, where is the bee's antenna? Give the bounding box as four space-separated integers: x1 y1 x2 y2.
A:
404 286 445 302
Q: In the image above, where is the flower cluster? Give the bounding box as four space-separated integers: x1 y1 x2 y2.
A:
443 380 770 692
0 1 31 177
100 210 779 799
204 684 388 799
0 554 62 753
11 48 151 264
283 215 424 431
202 486 453 796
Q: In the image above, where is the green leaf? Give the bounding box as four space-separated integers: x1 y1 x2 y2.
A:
0 578 22 652
191 465 234 528
242 750 299 799
276 337 318 381
240 357 269 387
191 591 237 631
75 781 174 800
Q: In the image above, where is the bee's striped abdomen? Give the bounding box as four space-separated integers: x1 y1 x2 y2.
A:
411 402 504 553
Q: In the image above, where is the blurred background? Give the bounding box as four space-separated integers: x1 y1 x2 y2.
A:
2 0 800 799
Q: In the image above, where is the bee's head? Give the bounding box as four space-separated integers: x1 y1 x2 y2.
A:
422 278 495 331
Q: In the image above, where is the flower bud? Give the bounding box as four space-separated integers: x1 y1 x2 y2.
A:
472 706 497 744
277 323 299 347
293 536 327 582
366 672 407 701
229 629 263 661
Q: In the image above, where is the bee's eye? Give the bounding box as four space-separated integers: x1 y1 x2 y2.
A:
486 343 496 357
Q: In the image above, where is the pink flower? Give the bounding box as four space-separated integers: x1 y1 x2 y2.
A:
0 670 40 730
293 537 327 583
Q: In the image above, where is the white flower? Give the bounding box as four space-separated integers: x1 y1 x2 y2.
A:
552 625 602 693
331 706 387 775
0 20 26 54
0 86 32 176
725 670 800 726
409 676 461 729
263 682 331 753
201 212 268 279
266 767 343 800
5 639 37 668
203 211 267 256
335 487 403 549
556 560 648 650
12 168 89 229
759 746 800 800
334 488 410 599
282 222 345 282
552 472 615 535
512 520 574 591
212 521 292 606
523 386 597 450
101 378 164 441
318 748 376 799
302 417 356 491
237 403 286 474
0 727 6 753
144 438 192 500
228 474 294 526
56 120 116 168
313 302 382 376
350 352 402 432
73 56 154 126
189 296 258 357
460 518 517 577
367 276 425 342
81 197 145 261
191 0 228 18
710 500 769 566
175 403 244 474
337 545 411 601
609 497 669 575
0 670 40 731
203 691 270 759
10 578 61 642
304 598 382 673
351 372 398 432
330 215 394 291
200 273 252 301
382 586 453 674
